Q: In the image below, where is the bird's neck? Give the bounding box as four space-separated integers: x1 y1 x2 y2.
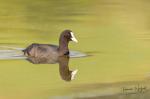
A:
58 38 69 56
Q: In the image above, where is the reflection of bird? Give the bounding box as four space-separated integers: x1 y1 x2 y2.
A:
58 56 78 81
26 55 78 81
23 30 78 60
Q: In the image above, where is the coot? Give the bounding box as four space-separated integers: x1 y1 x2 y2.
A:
23 30 78 58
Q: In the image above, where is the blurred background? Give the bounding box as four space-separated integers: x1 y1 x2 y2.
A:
0 0 150 99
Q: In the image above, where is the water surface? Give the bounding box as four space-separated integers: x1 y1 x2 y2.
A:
0 0 150 99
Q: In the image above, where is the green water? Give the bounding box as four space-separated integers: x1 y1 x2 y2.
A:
0 0 150 99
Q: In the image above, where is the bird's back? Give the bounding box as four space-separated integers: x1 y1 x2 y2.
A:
23 43 59 58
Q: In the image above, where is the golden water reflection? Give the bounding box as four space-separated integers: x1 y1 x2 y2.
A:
27 55 78 82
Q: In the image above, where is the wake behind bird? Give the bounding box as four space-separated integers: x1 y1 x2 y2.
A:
0 46 87 60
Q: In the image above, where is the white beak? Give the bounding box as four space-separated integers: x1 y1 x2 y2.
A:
71 69 78 80
70 32 78 43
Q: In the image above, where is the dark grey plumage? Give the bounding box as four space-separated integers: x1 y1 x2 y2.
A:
23 30 78 61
